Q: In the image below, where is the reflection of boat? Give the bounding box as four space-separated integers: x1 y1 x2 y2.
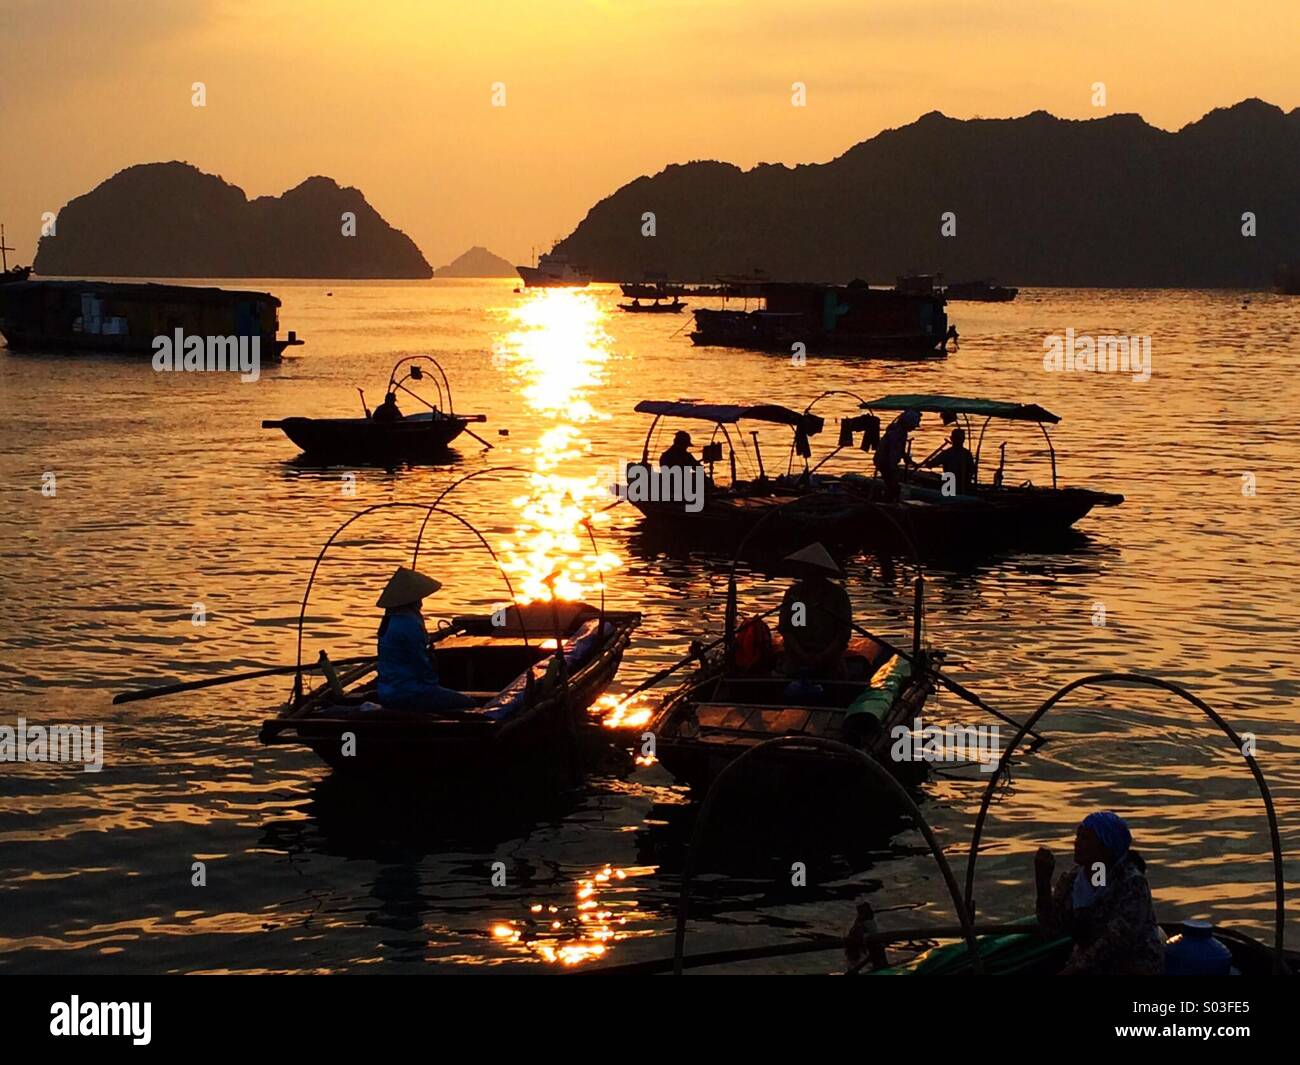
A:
943 279 1018 302
1275 264 1300 295
839 394 1124 556
516 249 591 288
0 278 302 358
690 279 950 359
259 491 641 777
622 399 867 550
262 356 486 465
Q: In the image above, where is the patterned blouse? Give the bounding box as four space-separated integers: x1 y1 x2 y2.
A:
1037 854 1165 975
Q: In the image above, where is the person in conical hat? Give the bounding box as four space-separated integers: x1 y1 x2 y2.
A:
777 542 852 678
375 565 474 711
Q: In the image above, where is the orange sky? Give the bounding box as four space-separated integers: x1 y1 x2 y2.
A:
2 0 1297 268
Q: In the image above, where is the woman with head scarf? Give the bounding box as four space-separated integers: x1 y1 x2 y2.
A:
374 566 475 712
1035 811 1164 974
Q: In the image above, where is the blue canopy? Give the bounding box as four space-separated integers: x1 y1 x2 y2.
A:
636 399 823 433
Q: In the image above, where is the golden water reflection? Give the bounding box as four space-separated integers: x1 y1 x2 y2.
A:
496 290 620 603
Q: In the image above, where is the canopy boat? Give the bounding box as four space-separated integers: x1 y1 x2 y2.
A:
262 355 487 465
259 491 640 777
660 673 1292 977
622 399 868 550
809 393 1123 558
690 279 951 359
647 578 937 798
943 278 1018 302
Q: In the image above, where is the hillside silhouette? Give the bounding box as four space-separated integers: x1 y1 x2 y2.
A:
555 100 1299 287
34 163 432 278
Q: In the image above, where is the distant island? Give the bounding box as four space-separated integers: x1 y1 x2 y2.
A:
33 162 432 279
433 246 516 277
556 99 1300 288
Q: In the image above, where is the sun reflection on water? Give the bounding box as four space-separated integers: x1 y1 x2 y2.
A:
496 290 620 603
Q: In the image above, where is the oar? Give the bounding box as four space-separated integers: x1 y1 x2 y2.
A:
395 381 493 450
613 603 784 705
847 619 1042 743
112 655 374 705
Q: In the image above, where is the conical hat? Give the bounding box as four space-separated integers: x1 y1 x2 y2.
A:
376 565 442 608
783 542 841 575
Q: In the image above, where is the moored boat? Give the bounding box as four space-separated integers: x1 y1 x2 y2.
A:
943 278 1018 301
0 278 302 358
258 494 641 778
516 247 591 287
262 355 487 465
690 279 951 359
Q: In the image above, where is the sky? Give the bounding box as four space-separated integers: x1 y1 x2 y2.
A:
1 0 1297 268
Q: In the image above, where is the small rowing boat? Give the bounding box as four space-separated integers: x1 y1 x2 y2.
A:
262 355 487 465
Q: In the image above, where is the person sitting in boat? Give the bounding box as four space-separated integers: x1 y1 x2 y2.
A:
1035 811 1164 975
778 543 853 679
921 426 976 495
375 566 475 712
873 410 921 500
658 430 700 469
373 392 404 423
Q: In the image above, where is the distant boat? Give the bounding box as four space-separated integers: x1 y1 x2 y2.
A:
1274 264 1300 295
0 279 303 358
515 248 591 287
944 279 1018 302
619 298 687 313
691 279 951 359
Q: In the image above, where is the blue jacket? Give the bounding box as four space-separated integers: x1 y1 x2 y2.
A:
376 608 442 706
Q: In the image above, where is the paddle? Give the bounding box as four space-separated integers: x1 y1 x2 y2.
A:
394 381 494 450
112 655 374 705
846 619 1042 743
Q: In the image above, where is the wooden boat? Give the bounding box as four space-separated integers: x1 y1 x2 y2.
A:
262 355 486 464
1275 263 1300 295
649 633 935 796
261 602 640 775
0 278 302 358
622 399 868 550
807 393 1123 558
943 279 1018 302
619 298 687 313
690 279 950 359
258 491 641 777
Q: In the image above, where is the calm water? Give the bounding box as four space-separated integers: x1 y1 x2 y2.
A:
0 280 1296 973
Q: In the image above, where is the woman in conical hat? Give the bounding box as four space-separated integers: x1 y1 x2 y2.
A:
777 542 852 678
375 566 475 711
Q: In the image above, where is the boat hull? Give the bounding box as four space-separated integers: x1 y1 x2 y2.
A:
264 412 478 464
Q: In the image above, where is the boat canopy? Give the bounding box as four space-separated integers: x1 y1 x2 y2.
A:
862 394 1060 424
635 399 823 432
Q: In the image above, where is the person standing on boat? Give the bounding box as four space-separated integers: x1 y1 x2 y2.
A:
375 566 475 712
922 426 976 495
658 430 700 469
778 543 853 679
1035 811 1164 975
373 391 404 423
874 410 921 500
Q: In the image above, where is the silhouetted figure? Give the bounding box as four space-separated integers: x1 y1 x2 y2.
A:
923 426 977 495
658 429 699 468
778 543 852 679
373 392 404 423
874 410 920 500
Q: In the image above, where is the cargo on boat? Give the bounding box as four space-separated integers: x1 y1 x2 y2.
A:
690 279 951 358
0 278 302 358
